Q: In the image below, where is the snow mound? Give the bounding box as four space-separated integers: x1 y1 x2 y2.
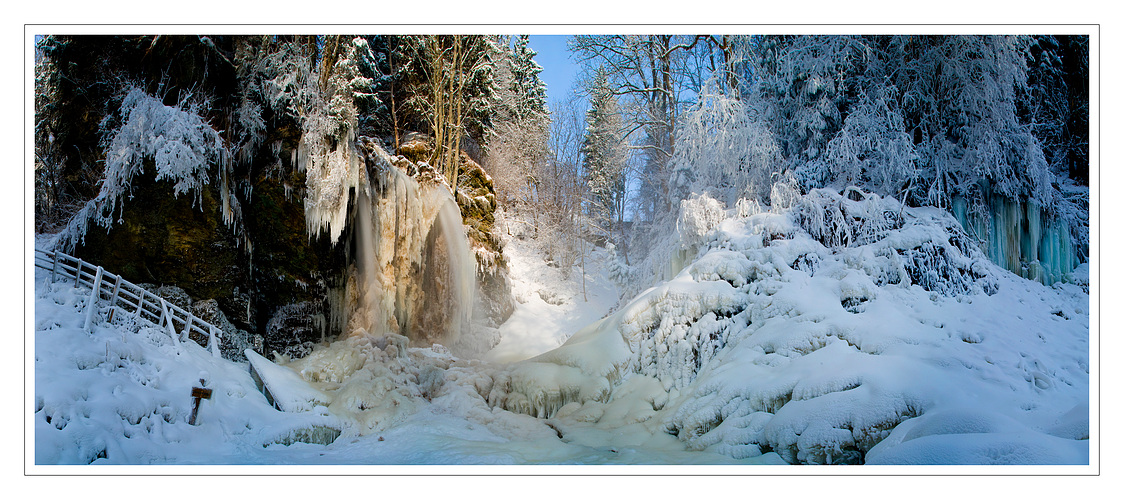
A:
865 407 1089 464
33 275 339 464
488 187 1089 464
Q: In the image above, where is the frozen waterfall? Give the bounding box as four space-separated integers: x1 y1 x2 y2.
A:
951 193 1081 285
339 143 476 347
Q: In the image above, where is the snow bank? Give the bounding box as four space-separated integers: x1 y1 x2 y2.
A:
489 187 1089 464
33 272 341 464
865 407 1089 464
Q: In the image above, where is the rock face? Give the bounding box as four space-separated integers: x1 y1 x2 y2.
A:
72 135 513 359
73 154 347 358
455 156 515 327
75 167 249 322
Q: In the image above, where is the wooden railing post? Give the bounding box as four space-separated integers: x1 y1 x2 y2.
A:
160 298 181 347
83 266 104 333
73 258 83 288
208 324 220 358
50 251 59 282
106 275 121 323
184 314 195 343
134 287 146 320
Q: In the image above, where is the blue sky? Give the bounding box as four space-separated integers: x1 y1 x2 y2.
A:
526 35 582 109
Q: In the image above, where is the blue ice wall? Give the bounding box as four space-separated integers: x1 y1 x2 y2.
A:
952 194 1080 285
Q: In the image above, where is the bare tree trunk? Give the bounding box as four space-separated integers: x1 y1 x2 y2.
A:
720 35 738 97
388 37 401 151
318 35 341 93
450 36 465 188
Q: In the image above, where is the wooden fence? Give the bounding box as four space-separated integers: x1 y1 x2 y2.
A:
34 249 224 358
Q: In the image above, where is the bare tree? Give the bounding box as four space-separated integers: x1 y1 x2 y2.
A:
398 35 494 187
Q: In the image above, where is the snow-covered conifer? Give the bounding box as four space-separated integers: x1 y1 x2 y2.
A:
581 69 629 242
509 35 548 122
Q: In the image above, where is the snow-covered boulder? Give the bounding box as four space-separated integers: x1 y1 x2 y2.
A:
487 187 1089 464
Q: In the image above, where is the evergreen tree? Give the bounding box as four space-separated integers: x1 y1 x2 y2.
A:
581 69 629 243
509 35 548 122
485 35 550 218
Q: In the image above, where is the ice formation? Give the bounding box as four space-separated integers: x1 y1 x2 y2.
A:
339 139 476 346
952 193 1083 285
238 139 478 434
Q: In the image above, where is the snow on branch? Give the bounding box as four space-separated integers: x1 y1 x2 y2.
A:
669 81 781 206
105 87 226 200
56 86 228 252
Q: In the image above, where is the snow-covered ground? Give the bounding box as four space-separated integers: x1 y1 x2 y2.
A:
484 230 620 363
30 218 760 467
31 262 753 466
30 190 1092 470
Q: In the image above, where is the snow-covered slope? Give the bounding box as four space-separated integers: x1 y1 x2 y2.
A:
484 227 620 363
488 189 1090 464
32 188 1090 466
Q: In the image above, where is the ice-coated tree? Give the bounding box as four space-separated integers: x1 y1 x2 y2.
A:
807 85 918 197
569 35 773 264
748 35 872 167
893 35 1046 207
1025 35 1089 186
746 35 1076 212
581 68 629 244
669 80 782 206
741 34 1088 277
34 40 66 231
488 116 550 217
542 97 589 270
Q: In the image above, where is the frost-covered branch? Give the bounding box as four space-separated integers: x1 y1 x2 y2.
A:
57 86 228 251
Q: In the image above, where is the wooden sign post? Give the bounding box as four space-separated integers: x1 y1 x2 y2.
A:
188 378 213 426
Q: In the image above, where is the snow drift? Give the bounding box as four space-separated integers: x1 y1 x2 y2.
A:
487 187 1089 464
